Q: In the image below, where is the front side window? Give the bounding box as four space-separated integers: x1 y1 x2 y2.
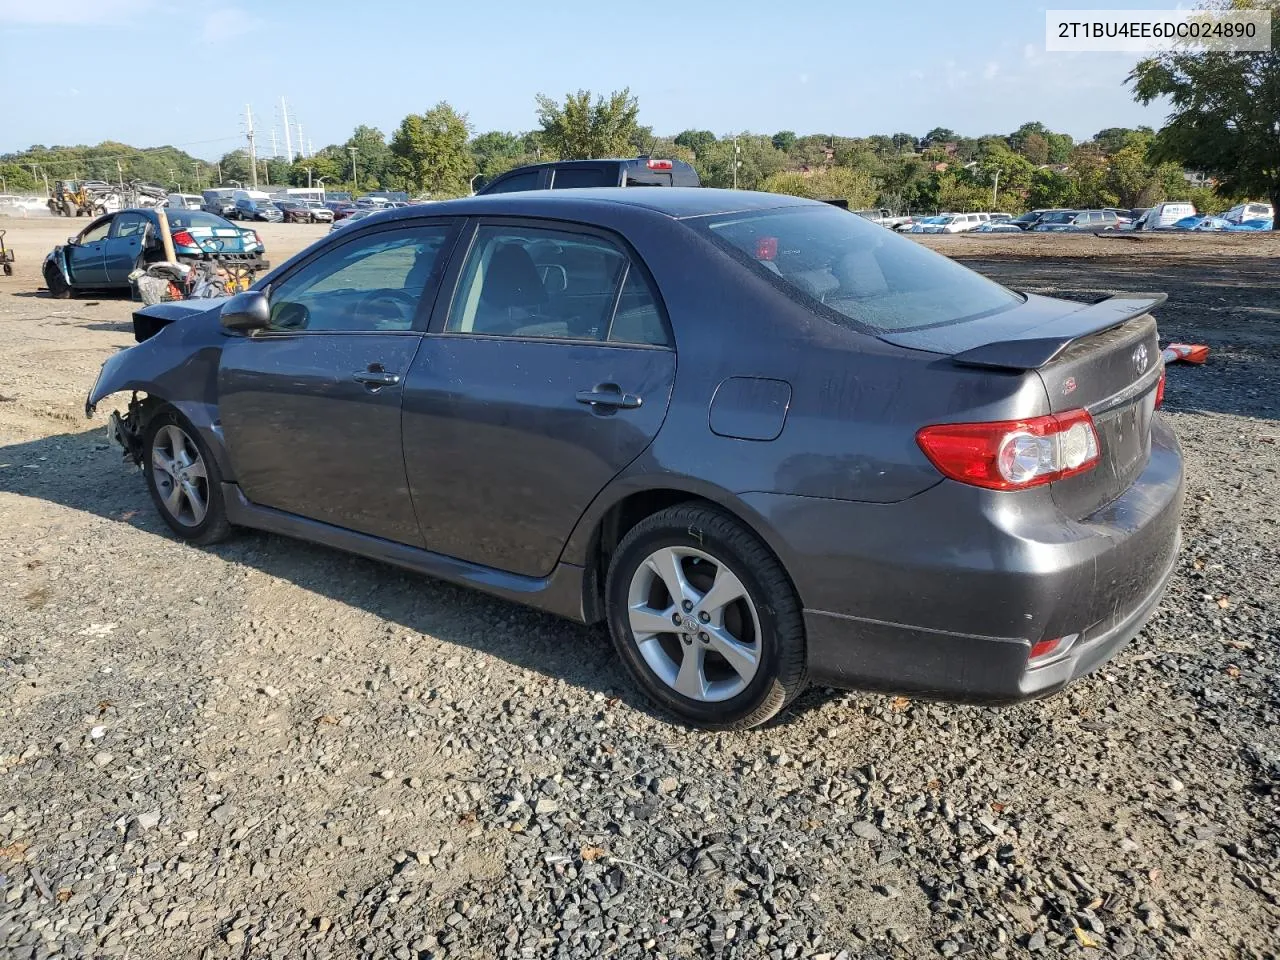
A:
446 224 668 345
79 219 112 244
265 225 453 333
700 205 1020 334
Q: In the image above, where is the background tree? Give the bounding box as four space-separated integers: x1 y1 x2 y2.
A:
390 101 473 197
694 134 787 190
344 125 391 189
922 127 956 147
1130 2 1280 225
673 129 717 157
771 130 797 153
761 167 876 208
1018 133 1050 165
534 88 641 160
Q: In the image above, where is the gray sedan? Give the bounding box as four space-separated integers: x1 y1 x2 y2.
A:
85 189 1183 729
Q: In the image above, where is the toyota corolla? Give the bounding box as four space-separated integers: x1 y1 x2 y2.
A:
85 189 1184 729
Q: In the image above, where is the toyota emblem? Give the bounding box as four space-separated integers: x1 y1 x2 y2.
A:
1132 343 1149 374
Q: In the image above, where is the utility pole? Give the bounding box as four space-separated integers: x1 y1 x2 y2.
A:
350 146 359 193
193 163 202 189
296 121 305 159
281 97 293 162
117 160 124 191
305 167 312 188
246 104 258 188
215 163 221 185
271 127 279 159
732 137 741 190
991 168 1001 207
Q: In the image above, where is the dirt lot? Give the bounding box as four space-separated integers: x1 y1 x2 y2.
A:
0 215 1278 960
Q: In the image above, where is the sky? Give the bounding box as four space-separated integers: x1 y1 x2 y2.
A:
0 0 1177 160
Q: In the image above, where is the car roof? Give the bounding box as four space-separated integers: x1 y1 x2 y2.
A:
368 188 820 223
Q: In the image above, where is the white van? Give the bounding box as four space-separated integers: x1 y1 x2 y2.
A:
1136 202 1196 230
1224 201 1273 224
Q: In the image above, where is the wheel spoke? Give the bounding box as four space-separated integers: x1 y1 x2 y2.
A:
181 481 207 525
162 480 182 516
184 457 207 481
673 643 707 699
705 624 759 682
696 565 747 622
629 603 676 639
151 445 173 475
646 547 692 606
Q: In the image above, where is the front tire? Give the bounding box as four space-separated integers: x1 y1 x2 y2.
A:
143 408 232 545
44 264 71 299
605 504 807 730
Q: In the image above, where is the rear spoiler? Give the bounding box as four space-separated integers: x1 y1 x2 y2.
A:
951 293 1166 370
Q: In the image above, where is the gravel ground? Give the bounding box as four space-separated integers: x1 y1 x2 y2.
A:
0 217 1277 959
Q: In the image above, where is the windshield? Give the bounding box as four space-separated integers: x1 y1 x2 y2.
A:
168 211 237 230
700 206 1021 333
1040 211 1076 224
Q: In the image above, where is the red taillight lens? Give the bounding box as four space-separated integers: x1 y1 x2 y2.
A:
916 409 1101 490
171 230 196 247
1154 368 1166 409
755 236 778 260
646 158 674 170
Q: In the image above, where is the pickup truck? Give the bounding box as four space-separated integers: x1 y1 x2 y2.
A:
477 156 700 194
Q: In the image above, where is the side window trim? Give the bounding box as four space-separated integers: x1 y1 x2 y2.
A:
253 218 462 337
428 216 673 349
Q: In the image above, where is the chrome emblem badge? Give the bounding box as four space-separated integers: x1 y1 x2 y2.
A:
1132 343 1149 374
1062 376 1077 396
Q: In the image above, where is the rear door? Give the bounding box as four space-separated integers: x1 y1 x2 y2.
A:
104 212 150 283
66 216 112 286
402 219 676 577
218 220 459 545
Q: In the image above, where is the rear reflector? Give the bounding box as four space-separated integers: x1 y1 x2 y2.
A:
916 409 1100 490
646 158 674 170
1155 368 1166 409
1029 633 1079 664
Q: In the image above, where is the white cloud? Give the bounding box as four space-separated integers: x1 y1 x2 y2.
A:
0 0 155 25
983 61 1000 81
201 7 263 43
798 73 810 85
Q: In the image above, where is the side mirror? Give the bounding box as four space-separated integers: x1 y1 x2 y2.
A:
67 236 79 246
220 290 271 333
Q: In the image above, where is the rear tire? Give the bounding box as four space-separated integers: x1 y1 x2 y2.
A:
605 503 807 730
142 407 233 546
44 264 71 299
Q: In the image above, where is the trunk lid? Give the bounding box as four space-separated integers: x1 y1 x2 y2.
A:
883 292 1165 517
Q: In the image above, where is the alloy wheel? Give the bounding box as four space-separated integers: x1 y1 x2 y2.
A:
626 546 762 702
150 424 209 527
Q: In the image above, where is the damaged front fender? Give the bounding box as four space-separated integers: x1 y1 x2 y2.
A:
86 301 236 479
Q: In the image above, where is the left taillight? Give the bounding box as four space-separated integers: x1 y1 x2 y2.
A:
1154 367 1166 409
916 409 1101 490
171 229 196 247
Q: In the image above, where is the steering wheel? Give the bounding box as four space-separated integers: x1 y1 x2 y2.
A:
353 289 418 330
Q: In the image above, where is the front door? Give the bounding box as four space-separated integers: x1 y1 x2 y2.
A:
218 221 458 545
66 215 112 286
104 211 150 283
402 220 676 577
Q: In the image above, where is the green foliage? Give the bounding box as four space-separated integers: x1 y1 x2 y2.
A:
0 141 210 193
344 125 392 190
1130 1 1280 225
760 167 876 208
771 131 797 153
1028 168 1075 209
936 175 991 212
1019 133 1050 165
673 129 717 157
534 88 641 160
390 102 473 197
922 127 956 146
470 130 527 180
695 135 787 190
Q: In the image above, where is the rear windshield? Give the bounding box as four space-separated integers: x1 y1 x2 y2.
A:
169 211 236 230
699 206 1020 333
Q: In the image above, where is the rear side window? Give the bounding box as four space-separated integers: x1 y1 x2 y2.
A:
484 171 540 194
551 167 614 189
446 224 669 345
700 206 1020 334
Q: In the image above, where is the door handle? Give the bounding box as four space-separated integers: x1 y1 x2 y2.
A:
576 384 642 409
352 369 401 387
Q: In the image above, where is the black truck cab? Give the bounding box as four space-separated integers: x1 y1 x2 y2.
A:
477 156 700 195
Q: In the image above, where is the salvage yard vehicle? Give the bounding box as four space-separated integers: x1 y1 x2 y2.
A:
274 199 316 223
85 188 1183 730
1032 210 1122 232
231 192 283 222
477 156 700 194
44 208 267 298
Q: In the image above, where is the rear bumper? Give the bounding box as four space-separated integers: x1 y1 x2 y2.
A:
743 415 1184 703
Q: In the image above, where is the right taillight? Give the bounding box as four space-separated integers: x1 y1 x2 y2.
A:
1154 367 1166 409
916 409 1101 490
